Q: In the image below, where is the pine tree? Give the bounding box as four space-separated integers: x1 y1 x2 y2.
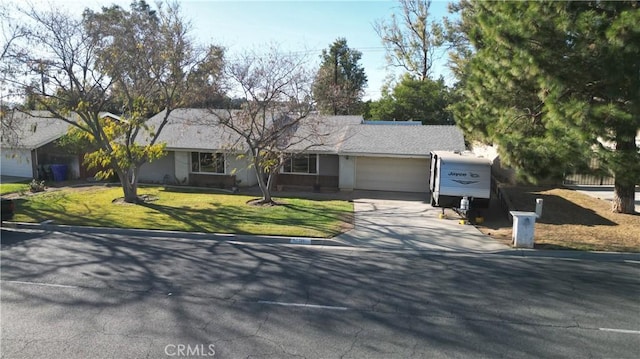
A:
313 38 367 115
451 1 640 213
366 74 453 124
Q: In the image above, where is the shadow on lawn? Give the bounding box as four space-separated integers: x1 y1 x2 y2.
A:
138 202 215 233
13 186 351 236
138 199 349 237
14 195 118 229
158 186 233 195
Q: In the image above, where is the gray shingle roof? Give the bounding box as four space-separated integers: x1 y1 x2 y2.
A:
1 111 70 149
148 109 241 151
147 109 465 157
285 114 362 153
1 108 466 157
338 125 465 157
1 111 125 150
149 109 363 153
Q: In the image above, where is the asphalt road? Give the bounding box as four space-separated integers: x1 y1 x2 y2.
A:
1 228 639 358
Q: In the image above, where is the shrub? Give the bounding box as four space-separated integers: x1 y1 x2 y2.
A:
29 179 46 193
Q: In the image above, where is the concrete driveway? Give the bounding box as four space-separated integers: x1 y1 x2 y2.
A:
334 191 510 253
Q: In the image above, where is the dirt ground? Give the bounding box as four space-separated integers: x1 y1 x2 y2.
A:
476 186 640 252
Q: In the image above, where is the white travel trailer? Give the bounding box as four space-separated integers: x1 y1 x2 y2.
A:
429 151 492 210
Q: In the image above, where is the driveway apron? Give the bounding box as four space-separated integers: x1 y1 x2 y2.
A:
334 193 510 253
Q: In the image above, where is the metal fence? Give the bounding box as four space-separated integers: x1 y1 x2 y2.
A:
563 158 615 186
563 173 615 186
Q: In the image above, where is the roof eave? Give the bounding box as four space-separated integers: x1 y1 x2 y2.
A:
337 151 432 158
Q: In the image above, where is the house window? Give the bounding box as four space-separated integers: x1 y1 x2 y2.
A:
191 152 225 174
283 154 317 174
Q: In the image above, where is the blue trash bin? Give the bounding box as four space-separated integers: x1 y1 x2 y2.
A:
50 164 68 182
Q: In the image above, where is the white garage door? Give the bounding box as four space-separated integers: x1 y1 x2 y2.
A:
1 149 33 177
355 157 429 192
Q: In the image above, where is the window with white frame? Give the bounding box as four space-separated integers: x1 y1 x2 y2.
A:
282 154 318 174
191 152 225 174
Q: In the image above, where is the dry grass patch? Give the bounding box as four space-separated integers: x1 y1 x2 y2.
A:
477 187 640 252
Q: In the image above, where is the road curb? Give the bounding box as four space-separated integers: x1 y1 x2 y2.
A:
3 222 639 261
503 248 640 262
3 222 348 247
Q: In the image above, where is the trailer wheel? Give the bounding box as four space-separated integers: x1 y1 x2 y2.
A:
467 209 478 223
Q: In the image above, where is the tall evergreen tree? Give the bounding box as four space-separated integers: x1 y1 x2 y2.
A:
365 74 453 124
313 38 367 115
451 1 639 214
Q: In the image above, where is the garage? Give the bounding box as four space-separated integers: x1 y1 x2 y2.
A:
1 149 34 177
355 156 429 192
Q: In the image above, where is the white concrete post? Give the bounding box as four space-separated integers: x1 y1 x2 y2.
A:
535 198 543 218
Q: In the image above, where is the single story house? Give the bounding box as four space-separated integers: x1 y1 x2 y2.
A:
139 109 465 193
0 110 119 180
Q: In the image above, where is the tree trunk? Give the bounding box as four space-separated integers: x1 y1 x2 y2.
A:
122 182 138 203
611 128 638 214
256 172 272 203
116 166 140 203
612 180 636 214
266 171 277 199
253 157 273 204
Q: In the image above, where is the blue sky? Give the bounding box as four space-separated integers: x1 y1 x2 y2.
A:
15 0 455 100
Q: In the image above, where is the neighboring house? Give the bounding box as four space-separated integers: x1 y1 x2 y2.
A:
0 110 119 180
140 109 465 193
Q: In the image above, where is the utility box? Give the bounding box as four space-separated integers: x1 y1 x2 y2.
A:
510 211 537 248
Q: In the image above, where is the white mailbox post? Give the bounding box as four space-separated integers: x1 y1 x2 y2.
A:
510 211 537 248
535 198 543 218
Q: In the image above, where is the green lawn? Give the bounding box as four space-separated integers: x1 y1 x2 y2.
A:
0 182 29 195
12 186 353 238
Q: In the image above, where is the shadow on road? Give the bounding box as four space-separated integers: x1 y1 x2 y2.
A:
1 228 638 357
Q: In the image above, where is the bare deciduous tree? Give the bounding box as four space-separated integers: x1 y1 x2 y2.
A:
8 1 223 203
0 3 30 144
211 48 329 204
374 0 444 81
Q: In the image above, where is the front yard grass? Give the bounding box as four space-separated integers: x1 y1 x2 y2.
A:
12 186 353 238
0 182 30 195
